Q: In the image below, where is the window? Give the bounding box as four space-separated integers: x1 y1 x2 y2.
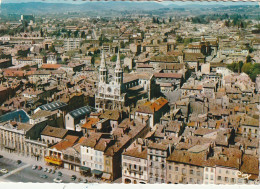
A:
206 174 208 179
106 160 109 165
226 170 229 174
225 177 228 182
206 168 209 172
182 168 186 174
211 168 214 173
190 170 193 175
169 174 171 178
231 178 235 183
210 175 213 180
218 176 221 181
175 167 178 172
189 178 193 183
169 165 172 170
219 169 221 174
197 171 200 176
144 167 147 171
175 175 178 180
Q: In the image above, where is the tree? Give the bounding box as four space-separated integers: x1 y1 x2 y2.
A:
169 17 172 23
49 45 56 53
81 31 86 39
67 30 72 38
120 41 125 49
246 55 252 63
152 17 156 23
91 56 95 65
241 62 252 74
227 62 238 72
249 64 260 81
237 61 243 73
176 35 183 43
74 30 79 38
111 55 117 62
124 66 130 73
162 19 165 24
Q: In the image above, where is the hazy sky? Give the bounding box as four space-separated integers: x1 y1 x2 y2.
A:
2 0 258 5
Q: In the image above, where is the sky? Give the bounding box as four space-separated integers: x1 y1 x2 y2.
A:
1 0 259 5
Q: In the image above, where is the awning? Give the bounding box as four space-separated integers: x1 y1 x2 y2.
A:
91 169 103 175
80 166 91 172
101 173 111 180
44 156 62 166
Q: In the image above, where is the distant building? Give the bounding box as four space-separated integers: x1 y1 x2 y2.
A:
64 38 81 52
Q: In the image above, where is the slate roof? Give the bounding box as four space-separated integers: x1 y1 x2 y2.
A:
38 101 67 111
68 106 95 119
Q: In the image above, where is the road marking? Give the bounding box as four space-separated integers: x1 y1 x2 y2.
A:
1 164 30 179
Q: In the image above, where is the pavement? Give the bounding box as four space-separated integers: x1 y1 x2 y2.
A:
0 150 108 183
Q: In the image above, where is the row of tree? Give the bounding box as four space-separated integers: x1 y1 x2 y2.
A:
226 57 260 81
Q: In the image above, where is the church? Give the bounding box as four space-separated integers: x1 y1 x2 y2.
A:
95 50 158 111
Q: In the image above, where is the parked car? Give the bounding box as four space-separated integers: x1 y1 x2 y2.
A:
0 169 8 174
0 155 3 158
57 171 62 177
40 174 48 179
32 165 37 170
71 175 77 180
38 166 42 170
53 178 62 183
44 168 48 172
17 160 22 164
48 169 52 173
52 170 56 174
84 179 88 183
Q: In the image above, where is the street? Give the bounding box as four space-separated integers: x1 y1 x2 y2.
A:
0 153 100 183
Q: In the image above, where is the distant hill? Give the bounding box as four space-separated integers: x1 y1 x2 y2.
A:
1 2 258 16
1 2 168 14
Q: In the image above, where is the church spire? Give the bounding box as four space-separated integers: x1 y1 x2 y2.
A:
115 50 121 70
115 47 123 86
99 49 107 84
100 50 106 68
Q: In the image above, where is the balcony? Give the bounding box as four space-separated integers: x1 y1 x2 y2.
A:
63 155 80 164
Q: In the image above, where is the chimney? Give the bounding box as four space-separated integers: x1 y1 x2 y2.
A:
138 144 142 153
204 152 208 160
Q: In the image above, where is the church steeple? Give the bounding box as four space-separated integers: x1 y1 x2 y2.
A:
115 49 123 85
99 50 108 83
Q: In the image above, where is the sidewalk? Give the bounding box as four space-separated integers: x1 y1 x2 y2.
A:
0 149 105 183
